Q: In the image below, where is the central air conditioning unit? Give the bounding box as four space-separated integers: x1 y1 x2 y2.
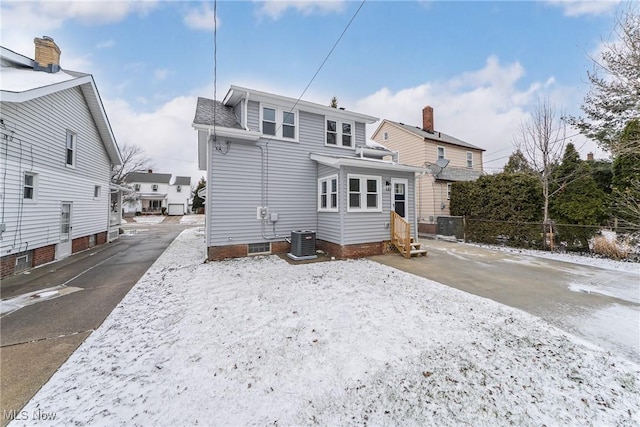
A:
287 230 317 261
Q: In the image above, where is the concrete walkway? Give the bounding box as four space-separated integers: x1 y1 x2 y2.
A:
370 238 640 364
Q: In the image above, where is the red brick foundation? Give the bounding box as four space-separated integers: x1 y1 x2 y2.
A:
72 236 90 253
316 240 389 259
1 254 17 278
33 244 55 267
96 232 107 245
207 239 389 262
208 241 292 261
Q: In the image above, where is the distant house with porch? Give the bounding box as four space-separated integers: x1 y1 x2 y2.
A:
0 37 122 278
124 171 191 215
371 106 485 234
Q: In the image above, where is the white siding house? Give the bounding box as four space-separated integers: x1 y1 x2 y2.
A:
0 38 122 278
123 172 191 215
193 86 426 260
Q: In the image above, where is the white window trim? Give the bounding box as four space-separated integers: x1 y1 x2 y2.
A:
437 146 445 161
347 174 382 213
23 172 37 203
259 103 299 142
466 151 473 168
65 130 77 168
325 117 355 149
318 174 339 212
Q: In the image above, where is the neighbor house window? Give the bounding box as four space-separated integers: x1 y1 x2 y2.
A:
383 131 389 142
66 130 76 167
24 173 36 200
152 184 158 192
134 184 140 191
437 146 445 161
466 151 473 168
447 183 452 200
261 105 297 140
176 185 182 193
326 118 354 148
318 175 338 212
347 174 381 212
94 185 101 198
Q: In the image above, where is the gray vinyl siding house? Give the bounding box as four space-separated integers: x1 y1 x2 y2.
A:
193 85 423 260
0 40 122 278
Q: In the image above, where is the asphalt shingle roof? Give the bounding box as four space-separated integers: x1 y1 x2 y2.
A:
173 176 191 186
391 121 485 151
193 97 243 129
125 172 172 184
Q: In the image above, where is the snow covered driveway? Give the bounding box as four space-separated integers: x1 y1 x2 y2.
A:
16 229 639 426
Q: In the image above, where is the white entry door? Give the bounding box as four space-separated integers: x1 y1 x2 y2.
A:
56 202 72 259
391 178 408 219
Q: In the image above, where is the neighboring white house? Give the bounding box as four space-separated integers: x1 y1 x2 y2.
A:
124 172 191 215
0 37 122 278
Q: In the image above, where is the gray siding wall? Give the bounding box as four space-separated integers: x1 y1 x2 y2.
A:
340 166 415 245
316 164 342 245
1 86 112 256
247 100 260 132
209 101 408 248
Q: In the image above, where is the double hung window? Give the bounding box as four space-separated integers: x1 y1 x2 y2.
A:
318 175 338 212
261 105 297 141
347 175 381 212
326 119 354 148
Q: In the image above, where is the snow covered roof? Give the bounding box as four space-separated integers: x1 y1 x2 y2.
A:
0 66 78 93
310 152 424 173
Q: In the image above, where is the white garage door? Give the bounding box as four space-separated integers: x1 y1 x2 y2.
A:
168 204 184 216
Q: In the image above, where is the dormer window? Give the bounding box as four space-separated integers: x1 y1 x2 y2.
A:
260 105 297 141
326 118 354 148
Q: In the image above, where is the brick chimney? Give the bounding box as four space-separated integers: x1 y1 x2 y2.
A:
587 152 594 161
34 36 61 73
422 106 434 133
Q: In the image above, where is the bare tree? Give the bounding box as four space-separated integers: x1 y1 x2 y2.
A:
111 143 155 185
513 98 568 223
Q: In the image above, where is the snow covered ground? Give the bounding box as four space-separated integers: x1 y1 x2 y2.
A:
180 214 205 225
15 229 640 426
130 215 165 224
470 242 640 274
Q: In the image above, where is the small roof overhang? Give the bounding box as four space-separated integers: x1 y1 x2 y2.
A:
138 193 167 200
310 153 426 173
192 124 262 143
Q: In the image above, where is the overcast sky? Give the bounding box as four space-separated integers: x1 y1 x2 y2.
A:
0 0 627 184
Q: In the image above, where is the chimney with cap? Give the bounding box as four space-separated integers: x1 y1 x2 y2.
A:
422 106 434 133
34 36 61 73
